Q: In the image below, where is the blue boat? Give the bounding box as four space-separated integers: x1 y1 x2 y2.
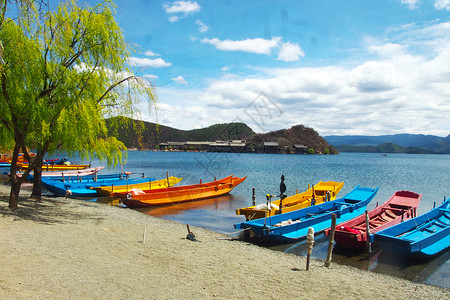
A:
234 186 379 244
41 176 154 197
374 197 450 258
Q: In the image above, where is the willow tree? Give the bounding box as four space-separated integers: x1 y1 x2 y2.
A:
0 0 156 209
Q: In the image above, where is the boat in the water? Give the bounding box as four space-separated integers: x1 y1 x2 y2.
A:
236 181 344 220
116 175 246 208
18 162 91 171
326 190 422 251
92 176 183 196
374 197 450 258
40 175 164 197
234 186 379 244
23 167 105 179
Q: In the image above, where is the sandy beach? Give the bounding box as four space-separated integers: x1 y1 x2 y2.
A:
0 183 448 299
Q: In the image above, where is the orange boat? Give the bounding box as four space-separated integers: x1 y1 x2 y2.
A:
116 175 246 208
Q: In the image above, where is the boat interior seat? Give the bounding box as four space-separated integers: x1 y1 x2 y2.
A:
343 199 360 204
384 210 398 219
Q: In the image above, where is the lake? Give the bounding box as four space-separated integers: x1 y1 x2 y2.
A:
56 151 450 288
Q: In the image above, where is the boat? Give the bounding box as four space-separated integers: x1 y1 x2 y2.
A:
326 190 422 250
234 186 379 244
24 167 105 179
374 197 450 258
236 181 344 220
29 171 132 182
92 176 183 196
116 175 246 208
17 162 91 171
40 175 171 197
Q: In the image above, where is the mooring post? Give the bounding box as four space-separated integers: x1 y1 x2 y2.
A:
252 188 256 206
306 227 315 270
325 213 337 267
365 211 371 253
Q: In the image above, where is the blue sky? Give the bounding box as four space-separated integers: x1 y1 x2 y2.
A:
102 1 449 136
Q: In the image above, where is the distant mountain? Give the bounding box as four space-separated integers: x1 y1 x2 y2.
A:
324 134 450 154
335 143 434 154
107 118 255 149
106 117 335 153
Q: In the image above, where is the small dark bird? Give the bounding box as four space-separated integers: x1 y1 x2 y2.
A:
280 174 286 195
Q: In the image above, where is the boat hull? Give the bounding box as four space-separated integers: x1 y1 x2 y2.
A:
118 176 246 207
374 198 450 258
330 190 422 250
93 176 183 196
236 181 344 220
41 176 154 197
234 186 379 244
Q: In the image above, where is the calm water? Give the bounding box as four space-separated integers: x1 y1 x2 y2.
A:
59 151 450 288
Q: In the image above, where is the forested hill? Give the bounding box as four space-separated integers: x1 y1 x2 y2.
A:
106 117 335 153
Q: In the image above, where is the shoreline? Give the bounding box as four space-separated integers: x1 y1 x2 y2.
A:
0 183 448 299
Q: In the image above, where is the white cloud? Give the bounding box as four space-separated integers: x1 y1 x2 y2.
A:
196 20 208 33
138 21 450 137
128 57 172 68
277 42 305 62
144 50 161 57
201 37 281 55
201 37 304 62
163 1 201 22
435 0 450 10
401 0 419 10
171 75 188 84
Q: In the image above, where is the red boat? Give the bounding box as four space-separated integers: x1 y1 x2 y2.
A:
326 190 422 250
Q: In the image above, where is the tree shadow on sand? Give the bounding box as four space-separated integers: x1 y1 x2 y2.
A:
0 195 106 225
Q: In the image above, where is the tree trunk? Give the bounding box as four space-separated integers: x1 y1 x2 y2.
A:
31 162 42 200
8 143 22 209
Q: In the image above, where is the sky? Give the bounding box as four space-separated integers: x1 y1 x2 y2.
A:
99 1 449 136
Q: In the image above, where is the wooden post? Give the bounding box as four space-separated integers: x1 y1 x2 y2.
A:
325 213 337 267
365 211 371 253
166 171 170 187
252 188 256 206
306 227 315 270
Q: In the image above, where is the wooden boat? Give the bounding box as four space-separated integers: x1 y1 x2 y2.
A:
374 197 450 258
24 167 105 179
18 162 91 171
92 176 183 196
236 181 344 220
326 190 422 250
234 186 379 244
40 176 166 197
30 171 132 182
117 175 246 208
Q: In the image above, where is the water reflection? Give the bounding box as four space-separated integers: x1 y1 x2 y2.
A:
137 194 235 217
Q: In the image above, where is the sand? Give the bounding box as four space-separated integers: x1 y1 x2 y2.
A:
0 183 448 299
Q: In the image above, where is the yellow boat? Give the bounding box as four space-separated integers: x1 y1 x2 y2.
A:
17 162 90 171
92 176 183 196
236 181 344 220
